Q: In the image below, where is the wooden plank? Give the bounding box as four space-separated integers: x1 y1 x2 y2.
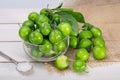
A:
0 9 39 23
64 3 120 24
0 0 62 23
0 3 119 24
95 23 120 41
63 0 120 6
0 62 119 80
0 0 62 8
0 42 32 62
83 3 120 24
0 24 21 41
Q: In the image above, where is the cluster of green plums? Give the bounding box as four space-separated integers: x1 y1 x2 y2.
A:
19 8 106 73
19 8 72 58
56 23 106 72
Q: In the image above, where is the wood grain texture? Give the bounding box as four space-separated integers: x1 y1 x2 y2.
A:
0 24 21 41
0 62 119 80
64 3 120 24
0 0 62 8
0 42 32 62
0 1 120 79
0 9 39 23
63 0 120 6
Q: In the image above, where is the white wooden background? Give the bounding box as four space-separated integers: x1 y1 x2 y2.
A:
0 0 120 80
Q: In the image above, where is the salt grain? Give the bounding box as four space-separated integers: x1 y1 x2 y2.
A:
16 63 33 72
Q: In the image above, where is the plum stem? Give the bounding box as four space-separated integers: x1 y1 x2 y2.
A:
69 58 75 62
47 4 49 9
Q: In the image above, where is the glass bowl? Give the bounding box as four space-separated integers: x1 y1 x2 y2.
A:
23 36 69 62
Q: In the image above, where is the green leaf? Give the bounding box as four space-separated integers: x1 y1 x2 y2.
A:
72 12 85 23
58 12 79 34
82 23 94 30
52 3 63 10
55 8 73 12
65 11 85 23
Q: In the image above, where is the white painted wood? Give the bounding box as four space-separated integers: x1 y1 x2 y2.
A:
0 42 33 62
0 0 62 23
0 0 63 8
0 4 120 24
0 24 21 41
0 9 40 23
0 62 120 80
